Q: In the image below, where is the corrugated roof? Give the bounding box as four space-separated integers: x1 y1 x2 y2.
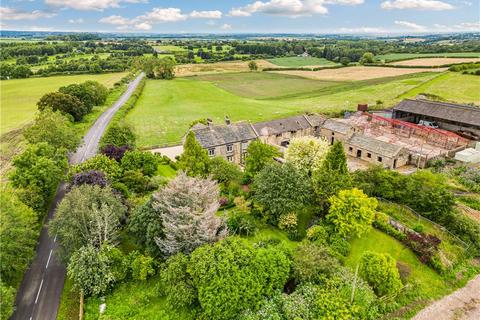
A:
253 115 312 136
322 119 352 134
192 122 257 148
348 133 404 157
393 99 480 127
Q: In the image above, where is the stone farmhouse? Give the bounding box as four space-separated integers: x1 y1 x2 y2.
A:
189 99 475 169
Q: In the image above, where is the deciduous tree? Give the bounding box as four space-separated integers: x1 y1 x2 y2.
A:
37 92 87 121
178 131 210 177
326 188 377 238
153 173 226 256
285 136 329 174
244 140 280 182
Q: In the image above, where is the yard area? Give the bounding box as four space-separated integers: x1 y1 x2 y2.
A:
0 72 127 134
267 56 339 67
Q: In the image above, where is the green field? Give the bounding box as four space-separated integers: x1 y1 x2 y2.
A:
0 72 127 134
268 56 339 67
191 72 342 99
127 72 443 148
399 72 480 104
375 52 480 62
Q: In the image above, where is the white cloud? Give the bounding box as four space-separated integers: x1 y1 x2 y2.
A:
433 21 480 31
45 0 147 11
0 6 56 20
136 7 187 23
228 0 363 18
338 26 388 33
381 0 454 10
99 15 131 25
189 10 222 19
394 20 427 31
220 23 232 30
99 7 223 31
68 18 84 24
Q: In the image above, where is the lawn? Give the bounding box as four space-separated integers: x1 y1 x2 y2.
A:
191 72 342 99
398 72 480 104
0 72 127 134
346 228 447 298
268 56 339 67
127 72 441 148
375 52 480 62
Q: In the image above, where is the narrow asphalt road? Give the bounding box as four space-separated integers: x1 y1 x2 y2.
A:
11 73 144 320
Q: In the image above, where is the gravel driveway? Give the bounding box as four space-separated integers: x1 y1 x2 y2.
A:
413 275 480 320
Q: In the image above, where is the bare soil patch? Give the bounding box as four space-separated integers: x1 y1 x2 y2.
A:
176 60 277 77
390 58 480 67
269 66 445 81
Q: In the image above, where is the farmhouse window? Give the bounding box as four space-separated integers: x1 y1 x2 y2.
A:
291 130 297 134
332 132 335 135
226 144 233 153
208 148 215 156
377 156 382 162
227 155 233 162
367 153 372 158
348 147 353 152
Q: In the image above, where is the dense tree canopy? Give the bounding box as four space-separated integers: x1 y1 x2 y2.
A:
23 108 80 151
253 162 312 224
244 140 280 182
360 251 402 296
100 122 136 149
188 238 291 320
59 80 108 112
121 150 159 177
37 92 87 121
49 185 126 262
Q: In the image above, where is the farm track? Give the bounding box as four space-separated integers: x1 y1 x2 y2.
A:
11 73 145 320
413 275 480 320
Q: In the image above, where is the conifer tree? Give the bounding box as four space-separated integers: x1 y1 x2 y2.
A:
312 141 351 207
178 131 210 177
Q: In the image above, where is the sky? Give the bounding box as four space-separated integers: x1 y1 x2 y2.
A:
0 0 479 34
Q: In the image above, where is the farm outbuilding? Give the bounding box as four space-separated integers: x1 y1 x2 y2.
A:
392 99 480 138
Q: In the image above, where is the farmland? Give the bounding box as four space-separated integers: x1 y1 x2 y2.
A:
270 66 445 81
267 56 339 67
389 57 480 67
375 52 480 62
0 72 127 134
127 71 456 148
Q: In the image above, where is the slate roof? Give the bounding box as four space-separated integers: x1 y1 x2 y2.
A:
305 114 327 127
393 99 480 127
192 122 257 148
322 119 352 134
253 115 312 136
348 133 404 157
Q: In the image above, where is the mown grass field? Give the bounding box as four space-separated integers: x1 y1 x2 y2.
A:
375 52 480 62
128 72 445 148
191 72 342 99
399 72 480 104
0 72 127 134
268 56 339 67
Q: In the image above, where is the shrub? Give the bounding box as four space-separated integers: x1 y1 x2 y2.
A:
208 157 243 186
100 122 136 149
69 154 122 182
227 210 257 236
129 252 155 281
100 144 130 162
121 150 159 177
160 253 197 310
293 243 340 284
70 170 107 189
360 251 402 296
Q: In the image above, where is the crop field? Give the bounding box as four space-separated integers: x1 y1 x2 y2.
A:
128 72 447 148
270 66 445 81
375 52 480 62
0 72 127 134
390 57 480 67
175 60 276 76
267 56 339 67
191 72 342 99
